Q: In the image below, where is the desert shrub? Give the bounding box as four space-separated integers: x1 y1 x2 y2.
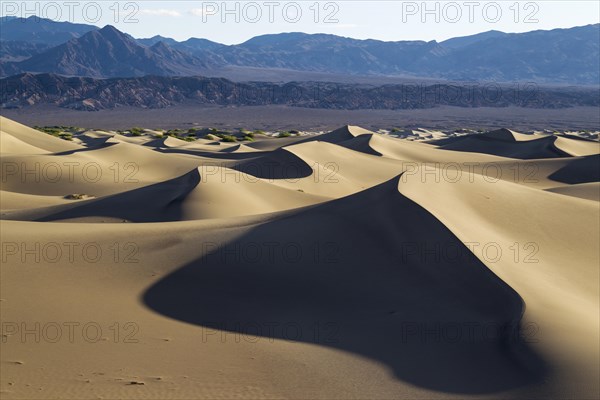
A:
278 132 291 138
242 136 254 142
130 127 144 136
205 134 219 140
34 126 76 141
36 126 83 135
34 126 62 135
221 135 237 142
65 194 90 200
253 130 265 135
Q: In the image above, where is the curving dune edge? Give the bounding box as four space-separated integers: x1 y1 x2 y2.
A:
1 116 598 399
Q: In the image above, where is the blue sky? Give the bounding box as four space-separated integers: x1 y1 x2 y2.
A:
2 1 599 44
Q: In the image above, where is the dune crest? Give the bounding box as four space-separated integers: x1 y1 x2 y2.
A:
1 117 598 399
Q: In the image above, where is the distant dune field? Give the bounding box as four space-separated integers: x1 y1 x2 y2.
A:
1 116 598 399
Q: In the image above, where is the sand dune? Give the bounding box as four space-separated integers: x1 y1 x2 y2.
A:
546 182 600 201
554 135 600 156
1 141 200 198
297 125 373 144
348 132 508 163
425 127 599 159
106 134 157 146
1 116 598 399
4 167 330 222
0 190 76 211
0 116 82 153
0 131 51 154
436 135 570 159
399 166 600 396
481 128 545 142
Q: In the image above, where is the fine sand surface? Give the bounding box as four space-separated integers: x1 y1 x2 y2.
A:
1 116 598 399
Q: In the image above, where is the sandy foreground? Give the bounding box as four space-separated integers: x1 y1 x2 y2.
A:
0 116 598 399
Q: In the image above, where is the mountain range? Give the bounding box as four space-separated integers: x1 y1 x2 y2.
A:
0 17 598 85
1 25 212 77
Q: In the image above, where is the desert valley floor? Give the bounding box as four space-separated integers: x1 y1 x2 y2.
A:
0 116 598 399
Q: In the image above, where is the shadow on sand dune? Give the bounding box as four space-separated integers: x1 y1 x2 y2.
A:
437 135 570 159
51 141 120 156
31 169 201 222
549 155 600 184
143 177 548 394
153 147 315 180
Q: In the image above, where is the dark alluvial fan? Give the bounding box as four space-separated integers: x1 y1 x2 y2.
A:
1 73 598 111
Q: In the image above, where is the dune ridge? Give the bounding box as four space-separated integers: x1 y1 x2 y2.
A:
1 116 598 399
